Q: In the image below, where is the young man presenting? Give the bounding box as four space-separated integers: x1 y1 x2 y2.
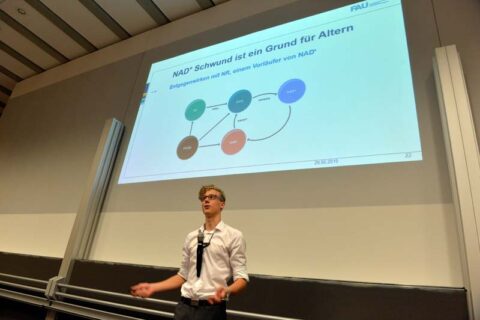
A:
131 185 248 320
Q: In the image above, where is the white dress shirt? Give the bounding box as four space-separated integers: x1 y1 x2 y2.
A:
178 221 249 299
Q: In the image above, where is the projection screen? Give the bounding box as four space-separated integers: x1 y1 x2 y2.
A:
119 0 421 184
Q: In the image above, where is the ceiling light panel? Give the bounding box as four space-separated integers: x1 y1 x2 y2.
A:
0 21 60 69
40 0 120 48
0 0 87 59
0 48 37 79
152 0 201 20
0 72 16 90
95 0 157 35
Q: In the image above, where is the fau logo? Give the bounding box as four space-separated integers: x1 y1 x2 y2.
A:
351 2 368 11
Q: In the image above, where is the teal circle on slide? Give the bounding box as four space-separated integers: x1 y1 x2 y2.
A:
228 89 252 113
185 99 206 121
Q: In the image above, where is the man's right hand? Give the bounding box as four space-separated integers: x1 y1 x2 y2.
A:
130 282 155 298
130 275 185 298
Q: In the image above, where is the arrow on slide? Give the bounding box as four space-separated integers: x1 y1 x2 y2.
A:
199 113 230 141
207 103 227 109
248 105 291 142
252 93 277 99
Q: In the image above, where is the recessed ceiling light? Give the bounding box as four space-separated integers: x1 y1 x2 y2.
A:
17 8 27 15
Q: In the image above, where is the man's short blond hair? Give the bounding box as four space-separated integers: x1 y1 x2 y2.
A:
198 185 226 202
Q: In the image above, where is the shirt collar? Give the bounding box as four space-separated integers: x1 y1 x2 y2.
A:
201 220 225 232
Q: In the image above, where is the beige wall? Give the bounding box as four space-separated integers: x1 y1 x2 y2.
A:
89 204 462 286
0 213 75 257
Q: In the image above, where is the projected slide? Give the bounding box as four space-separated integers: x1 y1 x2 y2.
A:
119 0 422 184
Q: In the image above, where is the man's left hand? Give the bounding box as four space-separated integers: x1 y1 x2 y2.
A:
208 287 228 304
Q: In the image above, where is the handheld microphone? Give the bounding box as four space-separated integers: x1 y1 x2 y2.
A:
198 229 204 245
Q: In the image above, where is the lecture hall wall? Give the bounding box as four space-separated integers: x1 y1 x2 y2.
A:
0 0 479 288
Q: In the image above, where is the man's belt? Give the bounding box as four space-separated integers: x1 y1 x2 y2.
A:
180 296 226 307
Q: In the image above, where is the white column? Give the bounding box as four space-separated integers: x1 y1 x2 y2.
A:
433 45 480 320
46 118 124 320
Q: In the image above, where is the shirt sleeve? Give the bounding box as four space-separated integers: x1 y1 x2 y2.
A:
229 231 249 282
177 235 190 280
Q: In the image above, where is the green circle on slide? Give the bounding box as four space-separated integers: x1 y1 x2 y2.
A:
185 99 206 121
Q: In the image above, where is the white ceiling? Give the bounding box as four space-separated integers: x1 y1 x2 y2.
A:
0 0 230 115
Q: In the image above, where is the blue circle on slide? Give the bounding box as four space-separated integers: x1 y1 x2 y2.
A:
228 89 252 113
278 79 306 103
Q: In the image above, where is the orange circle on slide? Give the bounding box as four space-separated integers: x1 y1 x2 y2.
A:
221 129 247 155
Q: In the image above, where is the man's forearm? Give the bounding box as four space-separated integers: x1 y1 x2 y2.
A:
151 274 185 293
227 278 247 296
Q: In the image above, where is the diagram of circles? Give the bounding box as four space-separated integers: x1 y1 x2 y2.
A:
185 99 206 121
278 79 306 103
228 89 252 113
177 135 199 160
221 129 247 155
